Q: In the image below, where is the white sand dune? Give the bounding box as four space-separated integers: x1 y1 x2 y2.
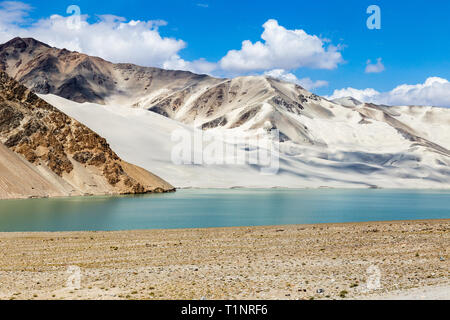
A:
41 93 450 189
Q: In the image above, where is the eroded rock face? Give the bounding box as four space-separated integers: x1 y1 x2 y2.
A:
0 71 174 196
0 103 24 133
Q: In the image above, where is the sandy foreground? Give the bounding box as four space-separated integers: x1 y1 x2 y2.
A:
0 220 448 300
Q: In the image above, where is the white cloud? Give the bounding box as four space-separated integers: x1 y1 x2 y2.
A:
0 2 190 69
0 3 341 81
328 87 380 102
264 69 328 90
163 56 217 74
365 58 385 73
328 77 450 107
219 19 343 73
0 1 30 24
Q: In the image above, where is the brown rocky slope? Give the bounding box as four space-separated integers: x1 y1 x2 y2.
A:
0 37 216 105
0 71 174 199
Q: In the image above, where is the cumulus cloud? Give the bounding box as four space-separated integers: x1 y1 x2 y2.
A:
163 56 217 74
0 2 190 68
264 69 328 90
0 3 341 80
365 58 385 73
219 19 343 73
328 77 450 107
0 1 31 24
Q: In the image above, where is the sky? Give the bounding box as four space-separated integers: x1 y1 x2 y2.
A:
0 0 449 107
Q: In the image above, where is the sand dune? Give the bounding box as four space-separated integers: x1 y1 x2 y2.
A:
41 94 450 189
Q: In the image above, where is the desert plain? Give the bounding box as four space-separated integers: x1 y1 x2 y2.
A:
0 219 448 300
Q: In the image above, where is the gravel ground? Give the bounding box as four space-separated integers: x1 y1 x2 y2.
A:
0 219 448 300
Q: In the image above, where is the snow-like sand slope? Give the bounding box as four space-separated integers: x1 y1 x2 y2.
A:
40 94 450 189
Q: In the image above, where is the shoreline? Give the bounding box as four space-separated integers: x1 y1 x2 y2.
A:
2 186 450 201
1 218 449 234
0 219 448 300
0 187 176 201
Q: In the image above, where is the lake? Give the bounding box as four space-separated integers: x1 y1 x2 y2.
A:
0 189 449 232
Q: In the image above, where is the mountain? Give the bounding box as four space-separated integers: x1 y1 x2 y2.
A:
1 37 449 189
0 71 174 199
0 37 219 105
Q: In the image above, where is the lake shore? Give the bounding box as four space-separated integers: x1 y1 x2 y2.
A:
0 219 448 300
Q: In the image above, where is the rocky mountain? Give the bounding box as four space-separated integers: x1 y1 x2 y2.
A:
0 71 174 199
1 37 449 189
0 37 218 105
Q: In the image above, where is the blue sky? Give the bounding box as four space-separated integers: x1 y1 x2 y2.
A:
1 0 449 106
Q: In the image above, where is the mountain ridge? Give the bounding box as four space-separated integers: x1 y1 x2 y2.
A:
0 37 217 104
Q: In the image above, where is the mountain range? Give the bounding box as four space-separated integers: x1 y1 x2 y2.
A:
0 37 449 192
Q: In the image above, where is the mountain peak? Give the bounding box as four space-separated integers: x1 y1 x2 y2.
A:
0 37 51 50
0 37 222 104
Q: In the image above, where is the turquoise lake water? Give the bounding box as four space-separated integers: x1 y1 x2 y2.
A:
0 189 449 232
